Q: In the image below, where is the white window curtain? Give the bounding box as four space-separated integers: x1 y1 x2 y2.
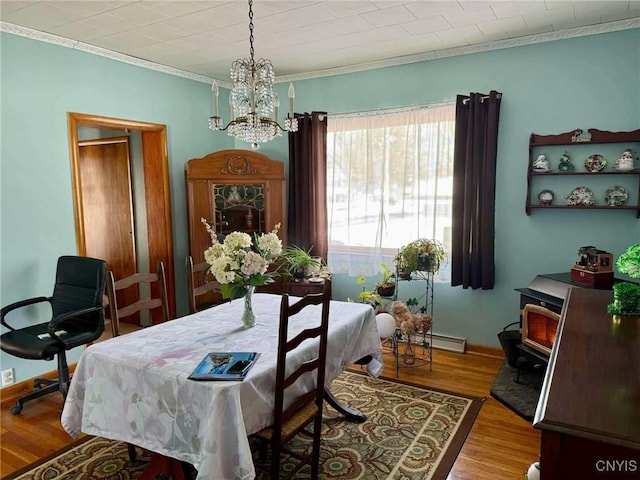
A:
327 103 456 278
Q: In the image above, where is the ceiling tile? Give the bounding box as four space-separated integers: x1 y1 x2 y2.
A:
443 5 497 27
135 22 186 42
436 24 484 47
490 1 546 19
476 15 528 37
401 15 451 35
80 12 146 34
105 2 173 26
141 1 219 17
158 12 222 36
0 1 40 17
362 4 417 27
317 0 380 18
48 21 113 42
523 5 577 31
360 24 412 42
1 2 86 29
404 1 463 19
187 3 248 28
261 4 338 32
97 30 160 52
51 1 134 17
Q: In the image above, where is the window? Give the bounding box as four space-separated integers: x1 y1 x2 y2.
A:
327 103 456 279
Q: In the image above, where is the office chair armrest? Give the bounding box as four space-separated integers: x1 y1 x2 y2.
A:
0 296 51 331
48 305 104 342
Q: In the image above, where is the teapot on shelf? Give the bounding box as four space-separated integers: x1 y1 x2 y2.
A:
615 149 636 171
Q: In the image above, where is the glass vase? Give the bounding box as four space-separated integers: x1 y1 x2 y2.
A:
403 334 416 365
242 286 256 329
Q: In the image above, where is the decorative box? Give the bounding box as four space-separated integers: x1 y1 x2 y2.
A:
570 268 614 289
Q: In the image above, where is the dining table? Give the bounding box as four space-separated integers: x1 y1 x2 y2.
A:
61 293 382 480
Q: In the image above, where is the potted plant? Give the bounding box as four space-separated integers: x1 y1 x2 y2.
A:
394 238 447 275
280 245 322 279
374 263 396 297
607 243 640 317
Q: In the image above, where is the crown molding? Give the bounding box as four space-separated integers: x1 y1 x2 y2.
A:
2 18 638 86
0 21 224 87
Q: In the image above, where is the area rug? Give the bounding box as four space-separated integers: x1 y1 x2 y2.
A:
4 371 483 480
490 360 545 421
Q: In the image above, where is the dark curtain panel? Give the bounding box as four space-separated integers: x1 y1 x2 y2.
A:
451 91 502 290
287 111 328 260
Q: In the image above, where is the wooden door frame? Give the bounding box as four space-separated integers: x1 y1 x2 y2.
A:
67 112 176 319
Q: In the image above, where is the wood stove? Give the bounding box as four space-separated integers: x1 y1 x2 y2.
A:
521 304 560 356
515 273 576 356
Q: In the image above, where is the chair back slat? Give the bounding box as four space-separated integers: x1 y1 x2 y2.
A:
186 256 222 314
105 261 170 337
274 288 330 438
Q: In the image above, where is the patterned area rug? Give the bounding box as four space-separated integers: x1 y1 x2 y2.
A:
4 371 483 480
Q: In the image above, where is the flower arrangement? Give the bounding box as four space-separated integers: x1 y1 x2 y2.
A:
394 238 447 275
388 301 433 336
201 218 283 300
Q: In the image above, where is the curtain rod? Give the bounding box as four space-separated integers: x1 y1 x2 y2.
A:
462 93 502 105
329 100 455 119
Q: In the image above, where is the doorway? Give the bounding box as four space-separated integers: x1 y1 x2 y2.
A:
67 112 176 321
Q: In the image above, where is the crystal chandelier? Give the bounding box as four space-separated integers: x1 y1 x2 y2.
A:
208 0 298 149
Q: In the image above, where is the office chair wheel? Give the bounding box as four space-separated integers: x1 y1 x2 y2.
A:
10 403 23 415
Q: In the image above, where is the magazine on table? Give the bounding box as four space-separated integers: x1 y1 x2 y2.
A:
188 351 260 381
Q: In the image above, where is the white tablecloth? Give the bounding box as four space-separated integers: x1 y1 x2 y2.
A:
61 293 381 480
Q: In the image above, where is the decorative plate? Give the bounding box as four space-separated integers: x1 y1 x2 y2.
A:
564 186 595 206
584 154 607 172
537 189 554 206
604 185 628 206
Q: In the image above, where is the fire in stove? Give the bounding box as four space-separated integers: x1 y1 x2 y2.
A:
522 304 560 356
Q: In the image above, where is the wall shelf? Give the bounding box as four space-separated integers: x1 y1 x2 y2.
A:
526 128 640 217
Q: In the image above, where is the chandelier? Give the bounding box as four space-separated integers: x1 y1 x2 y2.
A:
208 0 298 149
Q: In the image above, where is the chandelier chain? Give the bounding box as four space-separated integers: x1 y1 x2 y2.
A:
248 0 255 68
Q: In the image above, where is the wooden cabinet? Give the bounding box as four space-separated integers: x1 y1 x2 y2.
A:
185 150 287 303
185 149 287 263
526 128 640 217
533 288 640 478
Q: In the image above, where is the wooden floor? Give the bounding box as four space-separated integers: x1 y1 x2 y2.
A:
0 348 540 479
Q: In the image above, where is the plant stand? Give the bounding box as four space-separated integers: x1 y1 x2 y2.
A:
391 269 434 376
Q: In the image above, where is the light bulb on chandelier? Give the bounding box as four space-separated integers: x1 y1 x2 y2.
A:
208 0 298 149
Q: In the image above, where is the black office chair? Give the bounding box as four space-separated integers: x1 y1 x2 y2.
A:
0 255 107 414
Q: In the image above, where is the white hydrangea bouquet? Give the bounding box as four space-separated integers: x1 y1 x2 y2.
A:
201 217 283 300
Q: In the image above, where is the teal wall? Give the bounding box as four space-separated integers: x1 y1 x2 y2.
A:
0 32 233 382
260 28 640 348
1 28 639 384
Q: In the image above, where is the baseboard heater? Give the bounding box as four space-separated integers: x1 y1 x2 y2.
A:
411 332 466 354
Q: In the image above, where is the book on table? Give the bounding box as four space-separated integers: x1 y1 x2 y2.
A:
188 351 260 381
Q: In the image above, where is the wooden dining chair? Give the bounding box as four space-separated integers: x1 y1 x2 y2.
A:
186 255 222 314
105 261 170 462
253 286 331 479
105 261 170 337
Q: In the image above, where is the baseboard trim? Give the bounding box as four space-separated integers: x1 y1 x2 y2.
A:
0 364 77 405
